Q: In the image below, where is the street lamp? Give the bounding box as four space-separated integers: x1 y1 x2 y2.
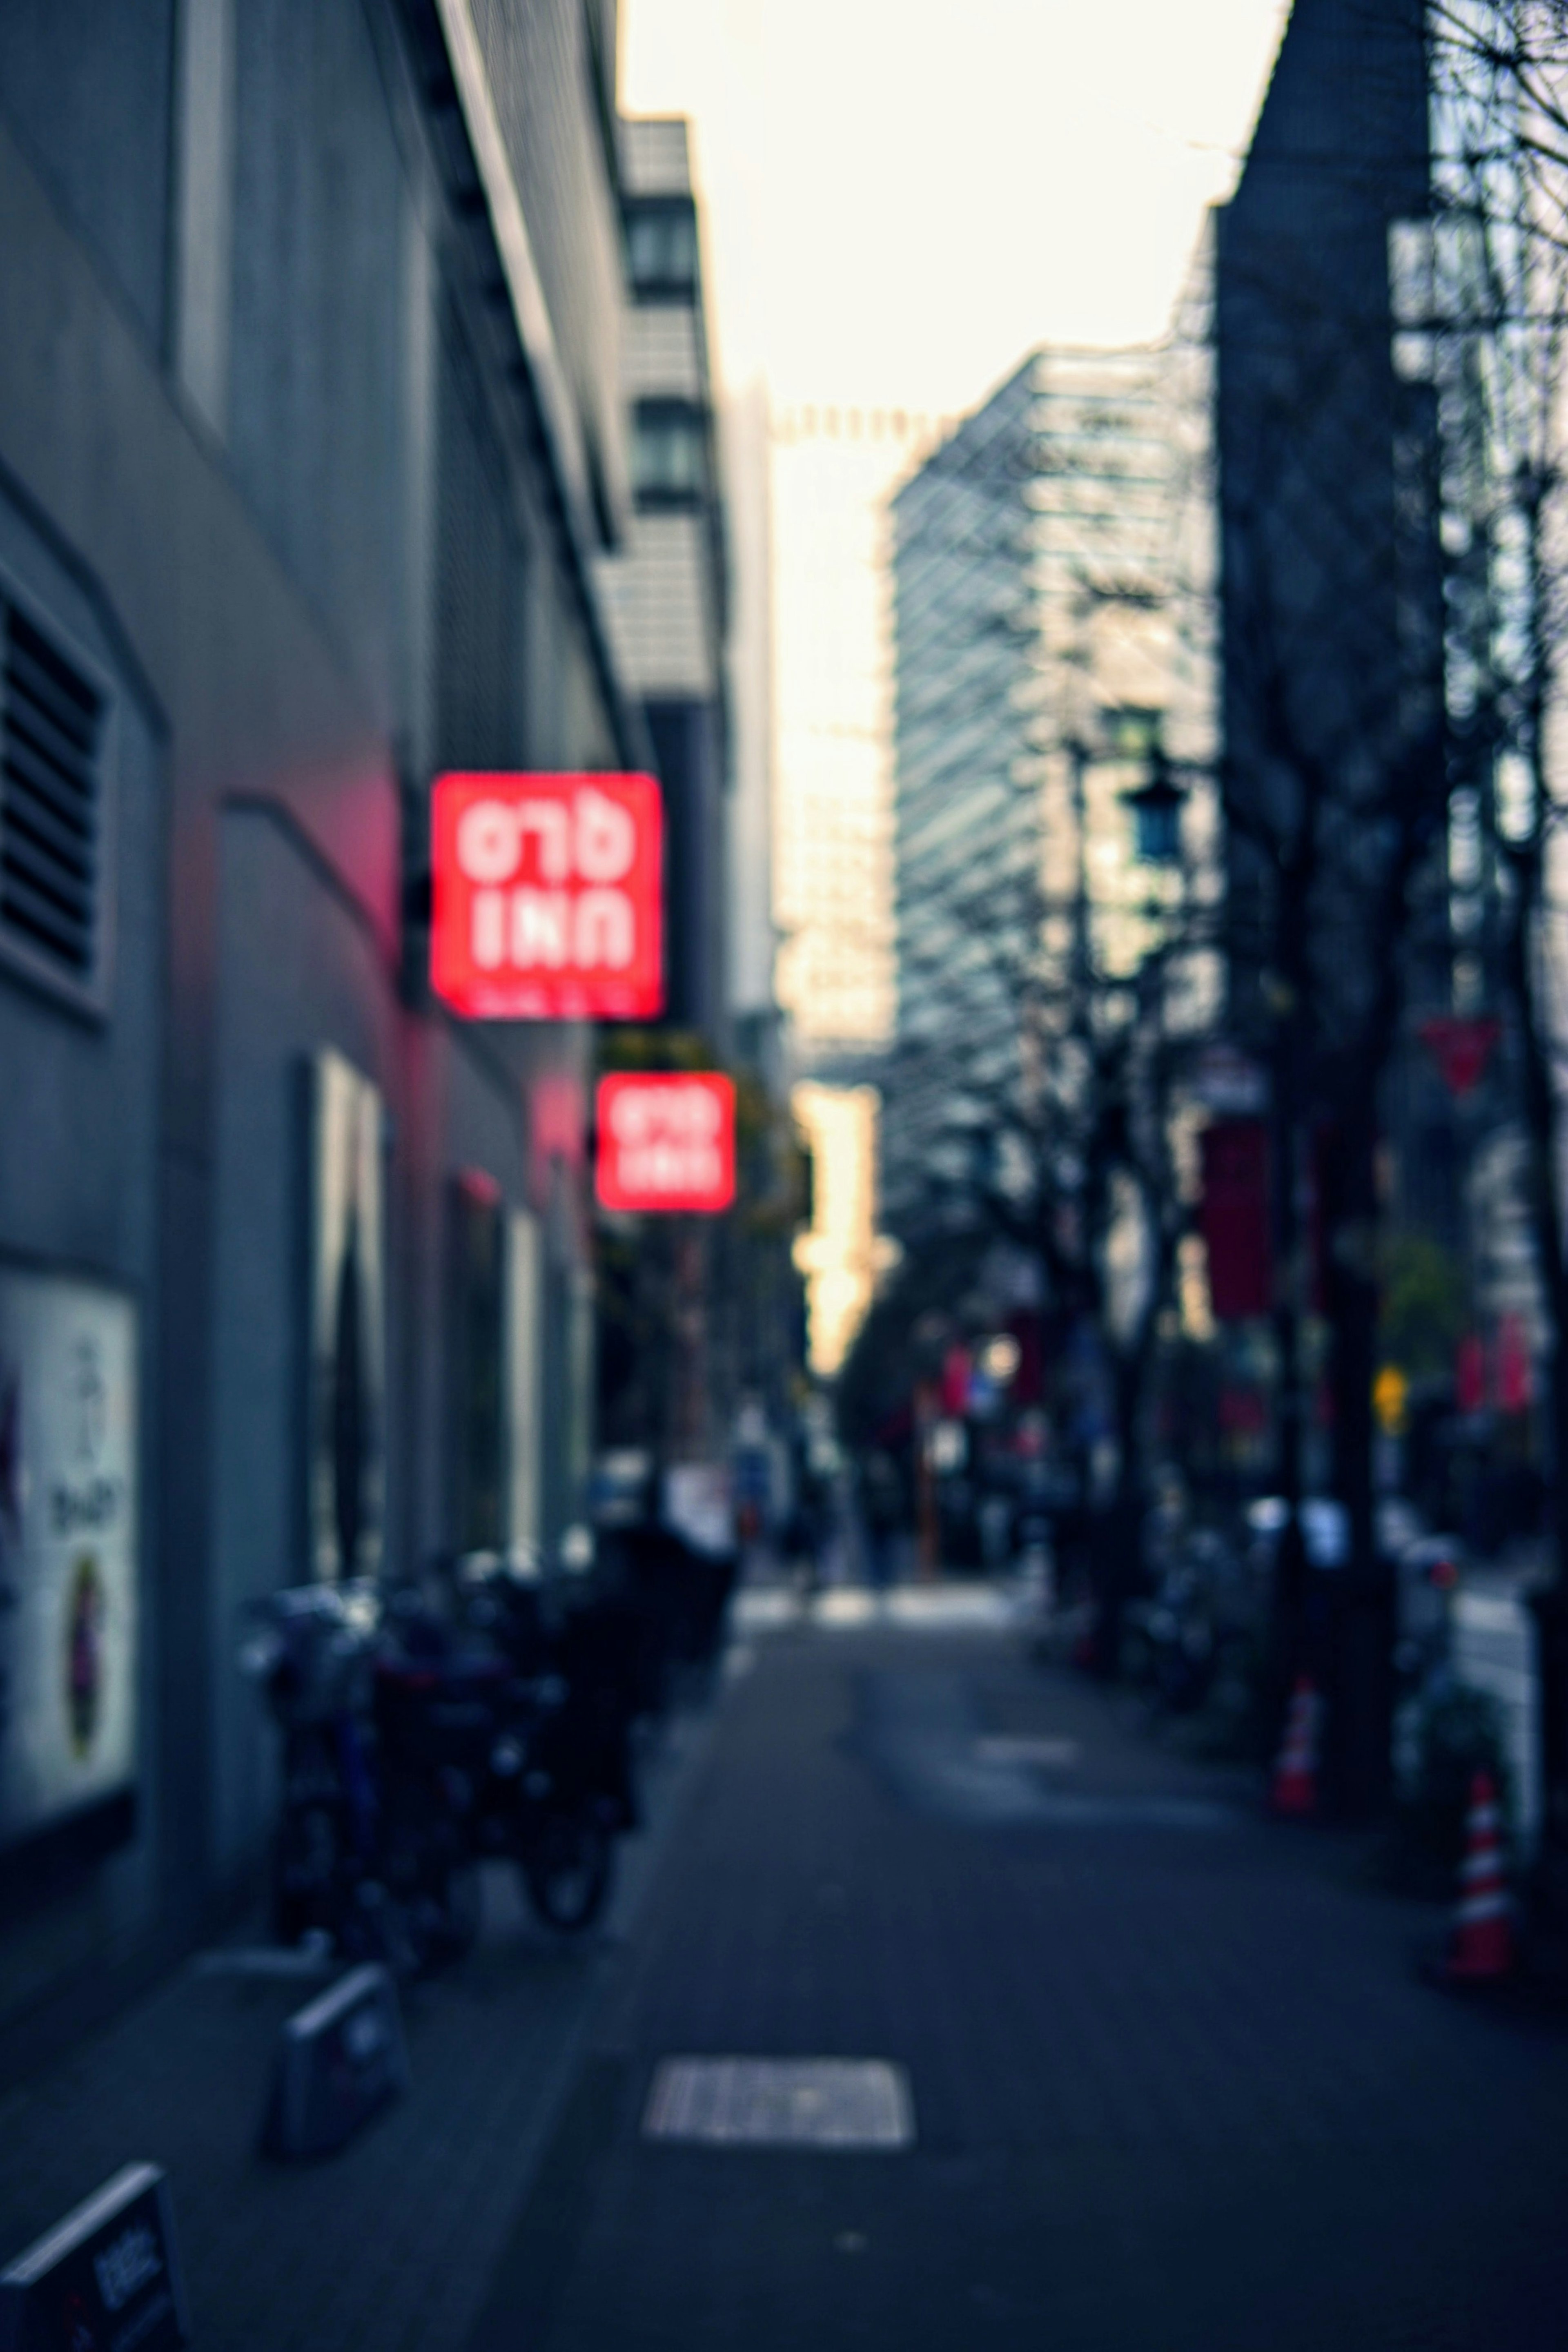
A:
1123 742 1186 868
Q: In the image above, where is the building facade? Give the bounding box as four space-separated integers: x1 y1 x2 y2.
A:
0 0 646 2058
1213 0 1450 1813
590 116 728 1470
597 115 729 1049
1215 0 1438 1066
884 345 1178 1244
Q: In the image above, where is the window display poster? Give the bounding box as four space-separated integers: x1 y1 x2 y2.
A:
0 1267 138 1852
308 1051 386 1582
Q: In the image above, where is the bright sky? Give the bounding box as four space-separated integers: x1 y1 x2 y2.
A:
620 0 1295 1063
621 0 1293 411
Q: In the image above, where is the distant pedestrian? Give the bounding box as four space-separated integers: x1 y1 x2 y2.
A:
862 1450 904 1591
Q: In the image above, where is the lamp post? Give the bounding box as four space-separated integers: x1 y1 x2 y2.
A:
1074 728 1194 1676
1123 742 1187 872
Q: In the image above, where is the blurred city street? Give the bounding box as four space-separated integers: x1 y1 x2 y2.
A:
7 1587 1566 2351
9 4 1568 2338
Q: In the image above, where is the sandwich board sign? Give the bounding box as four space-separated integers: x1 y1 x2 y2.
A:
0 2162 189 2351
261 1962 408 2160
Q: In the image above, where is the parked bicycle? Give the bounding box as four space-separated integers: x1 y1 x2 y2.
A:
241 1580 474 1976
242 1564 639 1968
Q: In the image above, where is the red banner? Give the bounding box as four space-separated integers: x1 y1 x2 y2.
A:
1456 1331 1487 1413
1200 1121 1272 1320
1497 1312 1533 1413
940 1344 972 1418
595 1073 735 1213
1419 1016 1499 1100
431 771 663 1020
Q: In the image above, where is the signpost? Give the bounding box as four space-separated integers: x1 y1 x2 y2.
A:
595 1075 735 1214
0 2163 189 2351
430 772 664 1021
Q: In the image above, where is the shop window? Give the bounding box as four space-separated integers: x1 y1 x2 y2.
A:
633 402 706 508
308 1051 387 1581
626 203 697 299
1101 705 1162 760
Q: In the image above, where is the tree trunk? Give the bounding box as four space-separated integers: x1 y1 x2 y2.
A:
1504 875 1568 1852
1091 1335 1153 1680
1321 1095 1393 1819
1267 896 1313 1750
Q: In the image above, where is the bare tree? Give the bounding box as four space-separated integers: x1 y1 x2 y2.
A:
1423 0 1568 1842
878 700 1217 1657
1184 0 1456 1808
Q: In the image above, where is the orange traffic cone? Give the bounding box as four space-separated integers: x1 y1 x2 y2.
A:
1443 1769 1513 1982
1270 1676 1321 1817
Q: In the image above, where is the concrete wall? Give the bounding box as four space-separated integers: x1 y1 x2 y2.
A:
0 0 176 352
207 805 408 1884
0 0 629 2042
228 0 410 734
0 468 167 2013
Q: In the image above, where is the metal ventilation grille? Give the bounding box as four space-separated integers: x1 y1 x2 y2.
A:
0 600 104 981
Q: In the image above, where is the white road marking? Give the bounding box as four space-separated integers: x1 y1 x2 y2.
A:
973 1735 1080 1769
884 1585 1016 1631
733 1581 1025 1637
816 1590 878 1626
643 2058 915 2149
733 1590 800 1631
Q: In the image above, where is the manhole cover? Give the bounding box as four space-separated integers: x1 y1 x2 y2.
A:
642 2058 914 2149
973 1735 1080 1768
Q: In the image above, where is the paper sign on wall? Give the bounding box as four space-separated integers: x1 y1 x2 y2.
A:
0 1267 138 1853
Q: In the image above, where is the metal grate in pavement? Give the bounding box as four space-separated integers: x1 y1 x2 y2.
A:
973 1735 1080 1768
642 2058 914 2150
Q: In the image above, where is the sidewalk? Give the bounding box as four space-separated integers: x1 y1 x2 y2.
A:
0 1690 724 2352
479 1591 1568 2352
5 1594 1567 2350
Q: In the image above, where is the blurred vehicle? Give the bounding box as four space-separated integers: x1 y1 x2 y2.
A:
1243 1494 1463 1672
1124 1527 1262 1714
1245 1493 1350 1569
1390 1533 1464 1686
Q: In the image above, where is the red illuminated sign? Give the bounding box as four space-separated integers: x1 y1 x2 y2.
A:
431 772 663 1020
595 1074 736 1214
